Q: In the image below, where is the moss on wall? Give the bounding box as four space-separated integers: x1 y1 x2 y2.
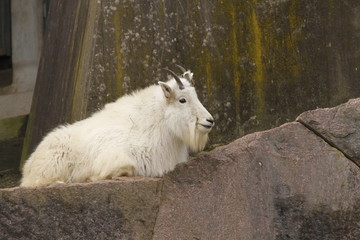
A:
0 115 27 172
0 115 27 141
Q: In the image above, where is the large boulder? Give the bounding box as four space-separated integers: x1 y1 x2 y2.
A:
1 99 359 239
153 122 360 240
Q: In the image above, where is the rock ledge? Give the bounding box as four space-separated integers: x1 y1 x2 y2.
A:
1 99 359 240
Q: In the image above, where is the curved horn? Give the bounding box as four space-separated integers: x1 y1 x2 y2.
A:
175 64 187 73
163 68 184 90
175 64 192 84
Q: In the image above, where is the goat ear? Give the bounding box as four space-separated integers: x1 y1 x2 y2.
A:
158 81 172 99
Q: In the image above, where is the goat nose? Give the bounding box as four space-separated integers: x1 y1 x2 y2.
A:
206 118 215 125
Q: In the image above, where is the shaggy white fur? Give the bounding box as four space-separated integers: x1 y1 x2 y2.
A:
21 70 214 187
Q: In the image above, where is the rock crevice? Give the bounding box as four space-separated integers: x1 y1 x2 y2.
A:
297 98 360 168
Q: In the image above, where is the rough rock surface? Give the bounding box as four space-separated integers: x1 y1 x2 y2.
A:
1 99 359 239
0 178 162 240
297 98 360 167
153 122 360 240
0 169 21 189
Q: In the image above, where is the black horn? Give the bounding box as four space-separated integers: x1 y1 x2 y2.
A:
163 68 185 90
175 64 187 73
175 64 193 85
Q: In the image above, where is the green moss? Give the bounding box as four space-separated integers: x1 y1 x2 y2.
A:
0 115 28 140
70 1 93 121
158 0 165 32
20 121 32 171
229 3 241 105
217 1 242 127
250 6 265 116
286 0 301 81
113 10 123 98
204 52 213 96
0 115 28 172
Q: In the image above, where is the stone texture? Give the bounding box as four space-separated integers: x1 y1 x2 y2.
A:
0 178 162 240
153 122 360 240
0 169 21 189
21 0 360 168
297 98 360 167
1 100 360 239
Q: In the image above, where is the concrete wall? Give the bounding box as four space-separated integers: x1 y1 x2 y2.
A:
0 0 43 120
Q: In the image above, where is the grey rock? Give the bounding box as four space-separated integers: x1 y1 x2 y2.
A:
1 102 360 239
0 169 21 189
153 123 360 240
297 98 360 167
0 178 162 240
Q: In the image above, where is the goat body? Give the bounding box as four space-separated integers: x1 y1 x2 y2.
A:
21 69 214 187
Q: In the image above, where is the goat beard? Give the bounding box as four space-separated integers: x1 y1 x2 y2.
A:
186 124 209 153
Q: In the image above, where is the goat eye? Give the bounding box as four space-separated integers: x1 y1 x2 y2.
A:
179 98 186 103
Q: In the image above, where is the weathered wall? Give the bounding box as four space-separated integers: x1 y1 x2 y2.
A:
2 98 359 239
21 0 360 166
0 0 43 119
0 0 43 176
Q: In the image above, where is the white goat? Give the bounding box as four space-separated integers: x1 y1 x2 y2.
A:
21 67 214 187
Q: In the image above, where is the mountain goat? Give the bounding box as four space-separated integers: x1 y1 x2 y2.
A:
21 66 214 187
